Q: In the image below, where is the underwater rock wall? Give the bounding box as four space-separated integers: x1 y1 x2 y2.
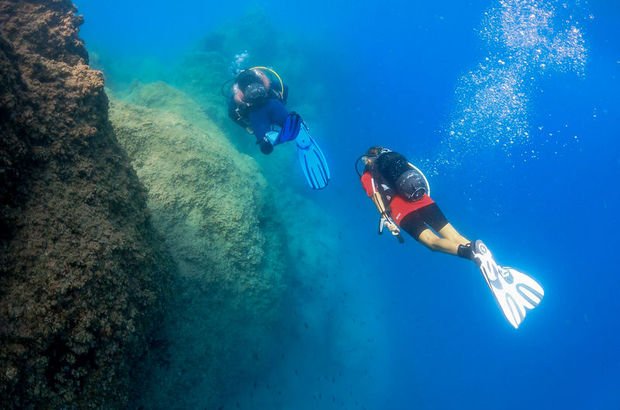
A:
109 83 287 409
0 1 173 407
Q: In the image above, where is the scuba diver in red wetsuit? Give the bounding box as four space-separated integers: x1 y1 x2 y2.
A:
357 146 475 258
356 146 545 329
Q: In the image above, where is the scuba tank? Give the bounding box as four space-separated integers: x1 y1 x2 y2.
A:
356 148 431 202
375 151 429 202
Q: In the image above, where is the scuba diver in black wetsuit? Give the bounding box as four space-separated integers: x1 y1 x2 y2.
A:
224 65 330 189
227 67 303 155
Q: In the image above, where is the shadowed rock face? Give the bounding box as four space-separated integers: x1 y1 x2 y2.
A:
0 1 173 407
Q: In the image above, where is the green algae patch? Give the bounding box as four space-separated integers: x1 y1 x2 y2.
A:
109 82 287 408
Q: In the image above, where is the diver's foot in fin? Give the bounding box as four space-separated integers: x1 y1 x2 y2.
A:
472 240 545 329
472 240 496 271
278 112 302 143
457 242 475 260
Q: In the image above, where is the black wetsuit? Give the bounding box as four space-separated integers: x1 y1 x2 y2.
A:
228 70 289 146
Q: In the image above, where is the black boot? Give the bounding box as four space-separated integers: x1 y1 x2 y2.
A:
457 242 475 260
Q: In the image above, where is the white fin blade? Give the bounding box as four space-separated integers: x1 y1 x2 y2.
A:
473 241 544 329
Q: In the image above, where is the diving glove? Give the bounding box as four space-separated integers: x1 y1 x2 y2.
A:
258 136 274 154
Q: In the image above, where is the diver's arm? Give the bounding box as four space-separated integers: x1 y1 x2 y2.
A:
371 191 388 217
361 172 401 238
362 173 391 219
369 182 400 236
232 83 245 105
227 99 254 135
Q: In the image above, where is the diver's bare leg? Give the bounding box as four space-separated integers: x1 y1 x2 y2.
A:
418 228 462 255
437 223 469 245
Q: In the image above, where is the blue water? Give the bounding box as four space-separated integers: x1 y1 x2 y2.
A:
76 0 620 408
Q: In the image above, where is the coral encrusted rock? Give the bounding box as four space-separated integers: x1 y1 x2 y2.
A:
0 1 173 407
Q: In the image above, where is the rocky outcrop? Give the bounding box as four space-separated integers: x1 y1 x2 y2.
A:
109 83 288 409
0 1 173 407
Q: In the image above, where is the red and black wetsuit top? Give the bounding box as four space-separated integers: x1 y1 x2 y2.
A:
360 171 434 225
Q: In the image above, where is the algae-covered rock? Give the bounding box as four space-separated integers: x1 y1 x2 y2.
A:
110 82 287 408
0 1 173 408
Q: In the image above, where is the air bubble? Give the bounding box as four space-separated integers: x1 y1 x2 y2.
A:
447 0 588 157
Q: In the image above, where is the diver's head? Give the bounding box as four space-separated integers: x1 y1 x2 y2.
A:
360 146 385 167
243 82 268 104
236 69 261 89
365 146 392 159
356 146 387 176
366 146 383 157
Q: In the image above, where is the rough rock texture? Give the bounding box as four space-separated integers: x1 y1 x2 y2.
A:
0 1 173 407
109 83 287 409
